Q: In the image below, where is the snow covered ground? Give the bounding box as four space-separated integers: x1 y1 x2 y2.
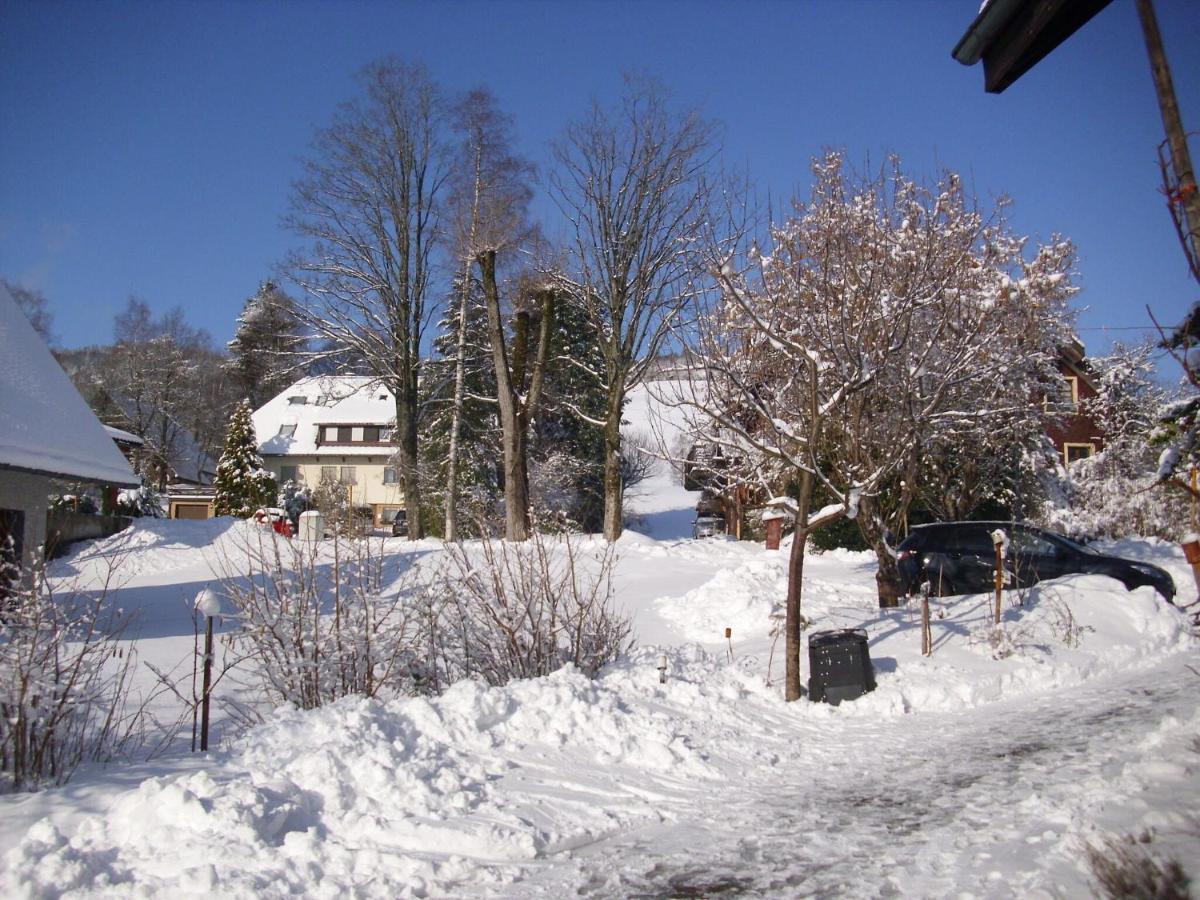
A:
2 384 1198 898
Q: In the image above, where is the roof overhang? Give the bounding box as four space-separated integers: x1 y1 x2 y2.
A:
952 0 1113 93
0 460 140 489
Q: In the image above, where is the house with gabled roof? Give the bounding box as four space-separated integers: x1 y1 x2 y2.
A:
251 376 406 529
0 284 139 579
1044 338 1105 467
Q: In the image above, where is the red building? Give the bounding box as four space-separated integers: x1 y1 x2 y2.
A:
1044 339 1105 466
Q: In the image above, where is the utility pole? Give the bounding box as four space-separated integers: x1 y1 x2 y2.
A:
1136 0 1200 281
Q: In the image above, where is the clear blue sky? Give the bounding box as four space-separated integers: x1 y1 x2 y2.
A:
1 0 1197 360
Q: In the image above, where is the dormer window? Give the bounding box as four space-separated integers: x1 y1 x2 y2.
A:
287 396 307 405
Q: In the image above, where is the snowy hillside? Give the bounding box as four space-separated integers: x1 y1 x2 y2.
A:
1 380 1197 897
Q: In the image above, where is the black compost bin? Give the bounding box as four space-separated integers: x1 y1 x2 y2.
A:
807 628 876 705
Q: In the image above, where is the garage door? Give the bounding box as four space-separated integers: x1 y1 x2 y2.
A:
174 503 211 520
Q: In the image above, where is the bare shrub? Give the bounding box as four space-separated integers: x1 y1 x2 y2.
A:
432 528 633 687
0 556 141 792
1086 831 1190 900
1042 592 1093 648
217 529 423 711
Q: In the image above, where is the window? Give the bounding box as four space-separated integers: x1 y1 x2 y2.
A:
1044 376 1078 414
1064 443 1095 465
337 426 353 442
379 506 402 523
339 466 357 484
1010 528 1058 558
277 424 297 438
363 426 381 442
279 465 299 483
321 466 338 482
383 466 398 484
287 396 307 405
324 426 337 442
380 426 395 442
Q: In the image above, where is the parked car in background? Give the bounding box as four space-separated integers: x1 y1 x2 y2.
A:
253 507 293 538
390 509 408 537
896 521 1176 603
693 514 726 539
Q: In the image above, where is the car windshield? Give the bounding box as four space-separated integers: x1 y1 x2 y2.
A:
1050 532 1095 555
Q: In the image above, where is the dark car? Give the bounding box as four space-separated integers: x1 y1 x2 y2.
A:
390 509 408 537
896 521 1176 603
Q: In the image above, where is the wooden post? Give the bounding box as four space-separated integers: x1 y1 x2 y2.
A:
1181 535 1200 601
1136 0 1200 276
921 582 932 657
194 587 220 753
991 529 1006 626
200 614 214 752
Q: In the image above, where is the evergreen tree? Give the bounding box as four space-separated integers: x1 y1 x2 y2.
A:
213 400 277 517
226 281 307 408
420 272 501 534
532 292 607 530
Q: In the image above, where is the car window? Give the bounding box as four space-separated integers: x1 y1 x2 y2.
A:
1010 528 1058 557
948 527 993 554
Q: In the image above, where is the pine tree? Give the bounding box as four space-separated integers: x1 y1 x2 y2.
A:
213 400 277 517
532 292 607 530
226 281 307 408
420 272 501 535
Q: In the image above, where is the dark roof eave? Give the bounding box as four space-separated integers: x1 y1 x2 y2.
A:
952 0 1025 66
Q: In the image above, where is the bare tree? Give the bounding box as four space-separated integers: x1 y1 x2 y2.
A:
285 58 447 540
445 88 536 540
479 261 556 540
692 153 1075 699
551 76 717 541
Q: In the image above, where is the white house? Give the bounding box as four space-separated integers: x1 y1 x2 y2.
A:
252 376 406 528
0 284 139 576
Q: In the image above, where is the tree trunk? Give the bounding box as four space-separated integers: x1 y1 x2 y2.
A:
858 495 904 608
478 250 529 541
875 552 903 608
601 385 624 542
443 267 471 542
784 468 815 702
395 383 424 540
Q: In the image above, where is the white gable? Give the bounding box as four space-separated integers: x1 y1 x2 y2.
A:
0 285 139 486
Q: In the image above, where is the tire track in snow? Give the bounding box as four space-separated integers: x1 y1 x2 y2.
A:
517 653 1200 898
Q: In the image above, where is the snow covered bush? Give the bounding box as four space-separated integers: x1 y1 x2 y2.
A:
213 399 277 517
48 491 99 515
218 531 424 711
430 528 632 688
116 484 164 518
278 479 311 526
0 559 141 792
309 470 352 533
1039 344 1191 541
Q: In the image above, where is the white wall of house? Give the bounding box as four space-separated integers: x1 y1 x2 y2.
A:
265 455 405 524
0 470 53 572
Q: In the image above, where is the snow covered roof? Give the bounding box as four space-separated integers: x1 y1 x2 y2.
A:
0 284 140 487
104 424 144 446
253 376 396 457
107 393 216 485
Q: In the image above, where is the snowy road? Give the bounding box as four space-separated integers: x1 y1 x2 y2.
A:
514 653 1200 898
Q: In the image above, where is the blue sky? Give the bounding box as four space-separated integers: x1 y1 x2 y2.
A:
1 0 1197 360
